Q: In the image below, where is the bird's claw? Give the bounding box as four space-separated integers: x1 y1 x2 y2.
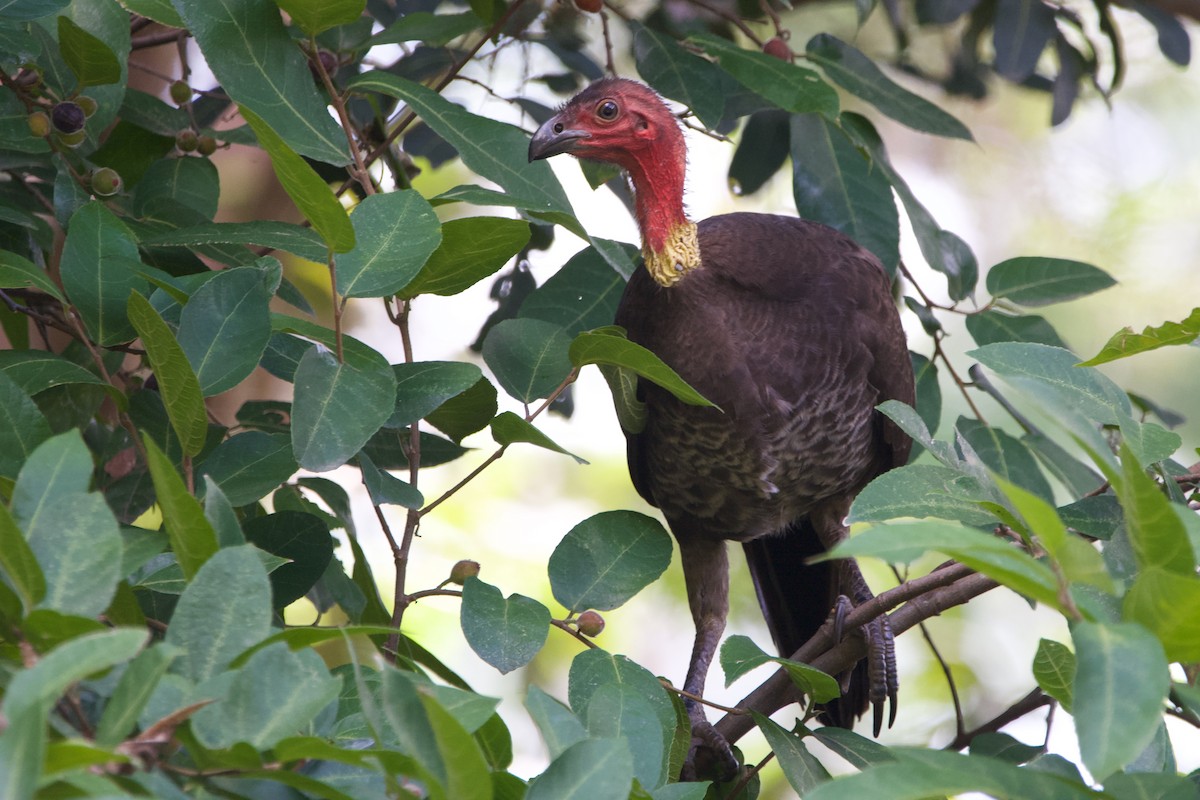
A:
681 711 738 783
832 592 898 735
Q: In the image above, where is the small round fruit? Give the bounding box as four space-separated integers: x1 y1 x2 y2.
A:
309 50 339 80
574 0 603 12
55 128 87 147
176 129 199 152
75 95 98 117
27 110 51 138
197 135 217 156
449 560 481 585
762 36 792 62
51 101 86 134
169 80 191 106
91 167 121 196
577 610 605 637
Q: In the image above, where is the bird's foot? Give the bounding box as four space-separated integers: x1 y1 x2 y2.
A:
833 593 898 735
680 712 738 783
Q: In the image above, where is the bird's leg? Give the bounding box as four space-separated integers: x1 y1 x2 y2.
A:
814 504 899 735
676 535 737 781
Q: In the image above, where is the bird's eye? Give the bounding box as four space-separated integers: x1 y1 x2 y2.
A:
596 99 619 121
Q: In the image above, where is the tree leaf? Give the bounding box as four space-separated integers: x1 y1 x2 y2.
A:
721 635 840 701
336 190 442 297
165 544 273 683
482 318 573 403
632 22 725 129
240 105 354 252
426 377 497 443
567 649 677 754
850 463 997 526
390 361 483 429
140 220 329 262
956 418 1054 501
518 244 631 337
370 10 483 47
986 257 1116 306
128 292 209 457
584 683 668 790
197 431 297 507
790 112 900 272
177 265 274 395
526 737 634 800
548 510 672 613
728 110 791 197
1072 621 1170 780
491 411 586 464
291 345 396 472
61 202 149 345
0 370 52 481
358 450 424 509
133 155 221 219
1123 566 1200 662
0 248 64 302
755 713 832 794
242 511 333 608
143 435 220 581
805 34 972 140
172 0 349 164
95 643 180 747
569 327 715 408
526 685 587 760
0 350 122 405
460 577 550 674
57 15 120 87
0 502 45 609
1032 638 1075 712
689 33 840 117
0 703 44 800
346 71 575 217
399 217 529 299
1099 442 1194 575
1079 307 1200 366
992 0 1057 81
273 0 364 35
965 309 1068 348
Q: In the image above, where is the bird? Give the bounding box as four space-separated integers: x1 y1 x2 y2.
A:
528 77 915 779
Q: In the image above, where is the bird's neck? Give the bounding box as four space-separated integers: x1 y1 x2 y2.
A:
624 147 701 288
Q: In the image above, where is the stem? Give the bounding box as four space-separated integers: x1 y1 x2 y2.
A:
684 0 764 46
387 300 422 641
327 249 344 364
311 39 377 197
942 688 1052 751
550 618 600 650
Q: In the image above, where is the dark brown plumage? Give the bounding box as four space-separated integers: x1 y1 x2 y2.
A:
529 78 914 778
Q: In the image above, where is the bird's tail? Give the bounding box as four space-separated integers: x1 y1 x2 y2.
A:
742 519 868 728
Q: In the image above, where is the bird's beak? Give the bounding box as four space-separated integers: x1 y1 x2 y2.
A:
528 116 591 162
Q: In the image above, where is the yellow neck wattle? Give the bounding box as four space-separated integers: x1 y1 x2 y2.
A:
643 221 701 287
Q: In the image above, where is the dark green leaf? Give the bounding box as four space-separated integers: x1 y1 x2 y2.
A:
483 318 573 403
61 202 149 345
0 370 52 481
992 0 1057 81
291 345 396 472
57 15 120 87
548 510 671 613
178 265 274 395
965 309 1068 348
336 190 442 298
390 361 482 429
399 217 529 298
143 434 220 580
0 248 65 301
728 110 791 197
632 23 725 129
491 411 586 464
1072 621 1170 780
986 257 1116 306
526 685 587 760
570 327 715 408
133 156 221 220
0 502 45 609
370 10 483 47
241 105 354 253
197 431 297 507
0 0 70 20
358 450 423 509
2 628 147 719
957 418 1053 501
203 476 245 547
568 649 677 736
1079 307 1200 366
274 0 365 35
806 34 972 140
812 727 896 769
0 349 121 407
791 112 899 271
172 0 348 164
139 220 329 262
460 576 550 674
721 635 840 701
127 292 208 457
518 244 631 337
526 737 634 800
850 463 997 526
755 713 832 793
242 511 333 608
690 33 839 117
427 377 497 443
970 343 1131 425
165 544 272 682
909 352 941 441
95 643 179 747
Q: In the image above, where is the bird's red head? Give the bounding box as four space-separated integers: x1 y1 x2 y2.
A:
529 78 699 286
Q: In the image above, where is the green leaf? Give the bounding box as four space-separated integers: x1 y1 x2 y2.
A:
128 291 209 457
460 576 550 674
291 345 396 472
178 265 274 395
526 738 634 800
390 361 483 429
336 190 442 297
965 309 1068 348
2 628 148 719
0 703 44 800
569 328 715 408
632 22 726 128
526 686 587 760
1072 621 1170 780
806 35 972 140
61 202 149 345
518 244 631 337
369 10 483 47
850 463 997 526
755 713 832 793
0 0 70 21
0 248 65 301
0 349 121 405
1032 638 1075 711
811 727 896 769
970 343 1131 425
689 33 839 117
986 257 1116 306
491 411 586 464
143 435 220 580
957 418 1053 501
133 156 221 219
1123 566 1200 662
791 112 899 271
548 511 672 613
432 184 586 240
95 643 180 747
909 352 941 440
828 520 1063 610
0 369 52 481
240 105 354 252
482 318 573 403
270 313 388 372
347 71 574 217
193 642 340 748
165 544 273 683
584 684 668 790
198 431 297 507
243 511 332 608
358 450 423 509
1101 443 1195 574
273 0 364 35
720 635 840 701
728 109 790 197
57 15 120 87
427 377 497 443
399 217 530 299
1079 307 1200 366
172 0 348 164
0 502 45 609
140 220 329 262
992 0 1057 82
568 650 677 736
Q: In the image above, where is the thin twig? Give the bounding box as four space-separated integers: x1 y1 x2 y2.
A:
551 618 601 649
942 688 1052 751
685 0 765 46
892 565 966 738
659 679 747 716
599 9 617 76
310 39 377 197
